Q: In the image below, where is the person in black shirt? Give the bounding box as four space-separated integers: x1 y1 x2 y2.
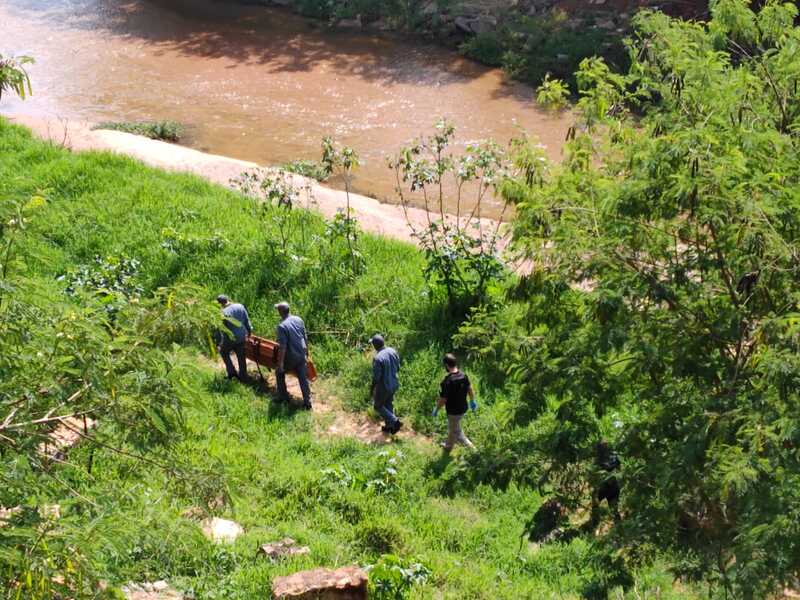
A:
436 353 476 451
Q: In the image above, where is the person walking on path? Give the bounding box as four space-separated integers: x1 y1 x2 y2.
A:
435 353 476 451
370 334 402 434
217 294 252 381
275 301 312 410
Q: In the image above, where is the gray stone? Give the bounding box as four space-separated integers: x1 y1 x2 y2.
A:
258 537 311 560
470 16 498 35
454 16 473 34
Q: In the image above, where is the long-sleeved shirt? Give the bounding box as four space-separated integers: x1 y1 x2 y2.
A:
222 303 252 342
276 315 308 365
372 347 401 394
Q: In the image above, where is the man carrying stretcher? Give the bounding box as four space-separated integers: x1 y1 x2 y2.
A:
274 301 313 410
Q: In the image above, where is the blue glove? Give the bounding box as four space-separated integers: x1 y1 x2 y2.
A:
469 399 478 412
432 406 440 417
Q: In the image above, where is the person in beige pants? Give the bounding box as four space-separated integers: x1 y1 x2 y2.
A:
435 353 476 452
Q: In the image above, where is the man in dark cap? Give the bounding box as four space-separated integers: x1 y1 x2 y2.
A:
370 334 402 433
275 301 312 410
217 294 252 381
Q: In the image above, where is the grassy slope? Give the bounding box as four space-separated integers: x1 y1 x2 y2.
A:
0 119 697 598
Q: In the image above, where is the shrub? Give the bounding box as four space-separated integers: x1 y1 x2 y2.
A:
355 520 404 556
390 119 509 315
459 31 505 66
0 54 34 102
367 554 431 600
282 159 330 182
92 120 184 142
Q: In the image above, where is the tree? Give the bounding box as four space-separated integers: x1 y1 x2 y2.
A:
390 119 509 314
322 137 364 278
469 1 800 597
0 194 217 598
0 54 33 102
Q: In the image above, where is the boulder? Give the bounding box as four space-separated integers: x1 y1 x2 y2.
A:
336 16 363 30
454 15 498 35
200 517 244 543
469 15 498 35
454 16 473 34
258 537 311 560
272 566 367 600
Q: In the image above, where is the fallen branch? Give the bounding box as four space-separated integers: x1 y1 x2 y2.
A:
0 384 93 432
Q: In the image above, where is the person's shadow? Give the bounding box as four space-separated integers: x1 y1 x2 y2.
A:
206 371 303 422
425 451 454 479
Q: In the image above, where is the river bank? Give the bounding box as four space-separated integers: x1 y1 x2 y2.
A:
8 114 509 249
258 0 649 88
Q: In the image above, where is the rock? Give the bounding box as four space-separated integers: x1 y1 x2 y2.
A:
122 581 183 599
454 16 473 34
258 537 311 561
39 416 96 459
181 506 206 521
336 16 362 30
200 517 244 543
454 14 498 36
366 19 392 31
469 15 497 35
272 566 368 599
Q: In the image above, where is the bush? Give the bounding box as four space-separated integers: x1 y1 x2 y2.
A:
459 31 506 66
282 159 330 182
367 554 431 600
93 120 184 142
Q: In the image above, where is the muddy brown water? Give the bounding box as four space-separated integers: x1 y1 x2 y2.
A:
0 0 570 217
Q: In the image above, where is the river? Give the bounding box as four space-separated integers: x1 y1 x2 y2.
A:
0 0 570 217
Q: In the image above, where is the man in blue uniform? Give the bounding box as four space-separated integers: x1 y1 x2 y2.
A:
370 334 402 434
275 301 312 410
217 294 252 381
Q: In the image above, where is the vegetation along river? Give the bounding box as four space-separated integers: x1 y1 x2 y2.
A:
0 0 571 217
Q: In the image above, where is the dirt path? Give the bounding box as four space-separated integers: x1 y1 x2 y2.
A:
7 114 508 248
201 354 430 446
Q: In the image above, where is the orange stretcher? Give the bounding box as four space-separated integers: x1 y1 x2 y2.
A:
244 334 318 381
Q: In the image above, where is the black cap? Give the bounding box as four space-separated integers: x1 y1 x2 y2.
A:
216 294 229 305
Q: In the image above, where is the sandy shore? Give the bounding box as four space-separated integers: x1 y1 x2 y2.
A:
7 114 509 248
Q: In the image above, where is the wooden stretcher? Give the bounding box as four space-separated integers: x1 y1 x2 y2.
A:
244 334 318 381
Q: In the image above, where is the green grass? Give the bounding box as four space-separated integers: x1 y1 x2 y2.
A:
0 119 700 599
92 120 184 142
